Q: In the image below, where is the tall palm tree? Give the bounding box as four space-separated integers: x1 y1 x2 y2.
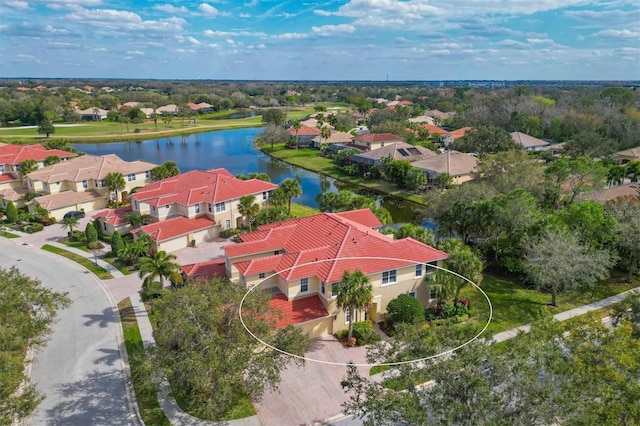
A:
137 250 181 293
321 126 332 146
293 119 301 150
607 164 626 187
335 269 373 342
105 171 126 207
61 217 78 235
19 159 38 179
279 178 302 216
238 194 260 231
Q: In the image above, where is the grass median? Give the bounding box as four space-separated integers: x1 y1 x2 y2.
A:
41 244 113 279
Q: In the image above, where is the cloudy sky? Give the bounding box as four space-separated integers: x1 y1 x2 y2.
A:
0 0 638 80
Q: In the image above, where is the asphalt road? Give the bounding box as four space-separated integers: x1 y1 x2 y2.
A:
0 238 136 425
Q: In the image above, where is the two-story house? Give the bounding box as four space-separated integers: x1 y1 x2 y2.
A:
351 133 404 151
224 209 449 338
25 154 156 220
127 168 278 253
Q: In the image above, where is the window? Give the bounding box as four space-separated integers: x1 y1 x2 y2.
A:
0 165 4 173
300 277 309 293
100 179 106 188
262 191 267 200
215 202 225 212
82 180 88 189
382 269 397 285
133 200 138 210
426 261 437 274
408 291 416 298
103 222 107 232
151 206 157 215
345 308 351 324
429 287 438 300
331 282 340 297
258 273 265 279
145 170 150 179
208 203 212 213
225 219 231 230
194 204 201 214
127 173 136 182
321 282 325 295
43 182 49 191
415 264 422 277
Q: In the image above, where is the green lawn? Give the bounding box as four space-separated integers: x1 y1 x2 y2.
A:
118 298 171 425
462 273 638 335
0 230 20 238
41 244 113 279
264 144 424 204
290 202 320 218
58 238 131 275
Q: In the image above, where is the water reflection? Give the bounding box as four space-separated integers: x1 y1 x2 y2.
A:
72 128 426 224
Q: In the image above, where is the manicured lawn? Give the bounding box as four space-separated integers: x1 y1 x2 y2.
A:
41 244 113 279
290 202 320 218
0 230 20 238
118 298 171 425
462 273 638 335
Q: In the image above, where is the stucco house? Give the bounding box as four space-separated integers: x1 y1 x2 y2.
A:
25 154 156 220
311 130 354 149
288 124 321 147
128 168 278 253
442 127 472 147
351 133 404 151
511 132 550 151
412 151 479 185
224 209 448 338
614 147 640 164
0 142 77 174
349 142 437 167
76 107 109 121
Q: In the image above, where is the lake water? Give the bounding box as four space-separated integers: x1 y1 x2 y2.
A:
72 128 426 224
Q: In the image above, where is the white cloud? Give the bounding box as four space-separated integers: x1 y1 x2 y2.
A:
186 36 201 45
311 24 356 36
271 32 309 40
495 39 530 48
566 9 640 26
66 8 186 32
153 4 188 14
203 29 266 37
4 0 29 9
314 9 333 16
593 29 639 39
198 3 219 15
126 50 144 55
527 38 554 44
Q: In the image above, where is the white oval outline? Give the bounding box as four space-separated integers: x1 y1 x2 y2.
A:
239 256 493 367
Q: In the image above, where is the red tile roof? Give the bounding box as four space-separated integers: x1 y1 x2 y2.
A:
132 169 277 207
448 127 472 140
288 125 321 136
181 258 227 280
352 133 404 144
269 293 329 328
0 173 19 183
92 207 132 226
133 216 216 242
419 124 449 135
0 143 76 165
226 209 448 283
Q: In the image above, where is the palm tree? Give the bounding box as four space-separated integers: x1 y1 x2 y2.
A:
434 238 484 303
238 194 260 231
293 119 301 150
105 171 126 207
19 159 38 177
124 212 152 228
279 178 302 216
137 250 181 294
61 217 78 236
321 126 332 146
607 164 626 187
335 269 373 343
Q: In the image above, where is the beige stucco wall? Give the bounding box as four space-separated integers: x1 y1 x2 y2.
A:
297 316 333 339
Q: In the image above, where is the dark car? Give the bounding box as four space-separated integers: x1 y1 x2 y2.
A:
63 210 85 220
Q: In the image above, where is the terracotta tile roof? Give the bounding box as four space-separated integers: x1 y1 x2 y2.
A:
33 189 103 210
419 124 449 136
352 133 404 144
181 258 227 280
92 207 132 226
511 132 550 148
0 184 28 201
447 127 472 140
583 183 640 203
289 125 321 136
132 169 277 207
0 173 19 183
26 154 156 184
133 216 216 242
268 293 329 328
0 143 76 166
226 209 447 283
412 151 478 177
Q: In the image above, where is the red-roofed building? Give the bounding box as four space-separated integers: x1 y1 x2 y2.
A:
0 143 77 174
92 206 134 236
181 258 227 283
443 127 472 147
128 169 278 252
288 124 321 147
224 209 448 337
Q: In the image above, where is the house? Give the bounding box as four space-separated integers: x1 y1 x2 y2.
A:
442 127 472 147
412 151 479 185
351 133 404 151
0 142 77 174
75 107 109 121
0 173 27 209
157 104 179 115
92 206 135 236
511 132 550 151
311 130 354 149
181 258 227 283
224 209 448 338
408 116 435 125
288 125 321 147
128 168 278 253
25 154 156 220
614 147 640 164
582 183 640 203
349 142 437 167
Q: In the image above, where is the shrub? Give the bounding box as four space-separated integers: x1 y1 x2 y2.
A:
87 241 104 250
70 230 86 242
220 228 241 238
111 231 124 256
386 294 425 327
85 222 98 243
22 223 44 233
5 201 17 223
352 321 380 346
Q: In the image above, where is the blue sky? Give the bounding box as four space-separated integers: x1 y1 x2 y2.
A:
0 0 638 80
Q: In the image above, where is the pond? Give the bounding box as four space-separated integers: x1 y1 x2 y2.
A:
72 128 428 224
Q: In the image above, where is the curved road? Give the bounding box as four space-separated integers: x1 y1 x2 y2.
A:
0 238 137 425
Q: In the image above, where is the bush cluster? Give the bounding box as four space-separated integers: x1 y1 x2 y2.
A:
386 293 425 328
334 321 381 346
425 299 470 322
220 228 241 238
21 222 44 233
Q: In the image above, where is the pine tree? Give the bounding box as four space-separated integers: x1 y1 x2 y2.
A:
85 222 98 243
5 201 17 223
111 231 124 256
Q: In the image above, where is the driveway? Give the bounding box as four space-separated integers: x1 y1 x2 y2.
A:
254 336 370 426
0 238 137 425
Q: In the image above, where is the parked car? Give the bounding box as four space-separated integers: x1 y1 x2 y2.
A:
63 210 85 220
